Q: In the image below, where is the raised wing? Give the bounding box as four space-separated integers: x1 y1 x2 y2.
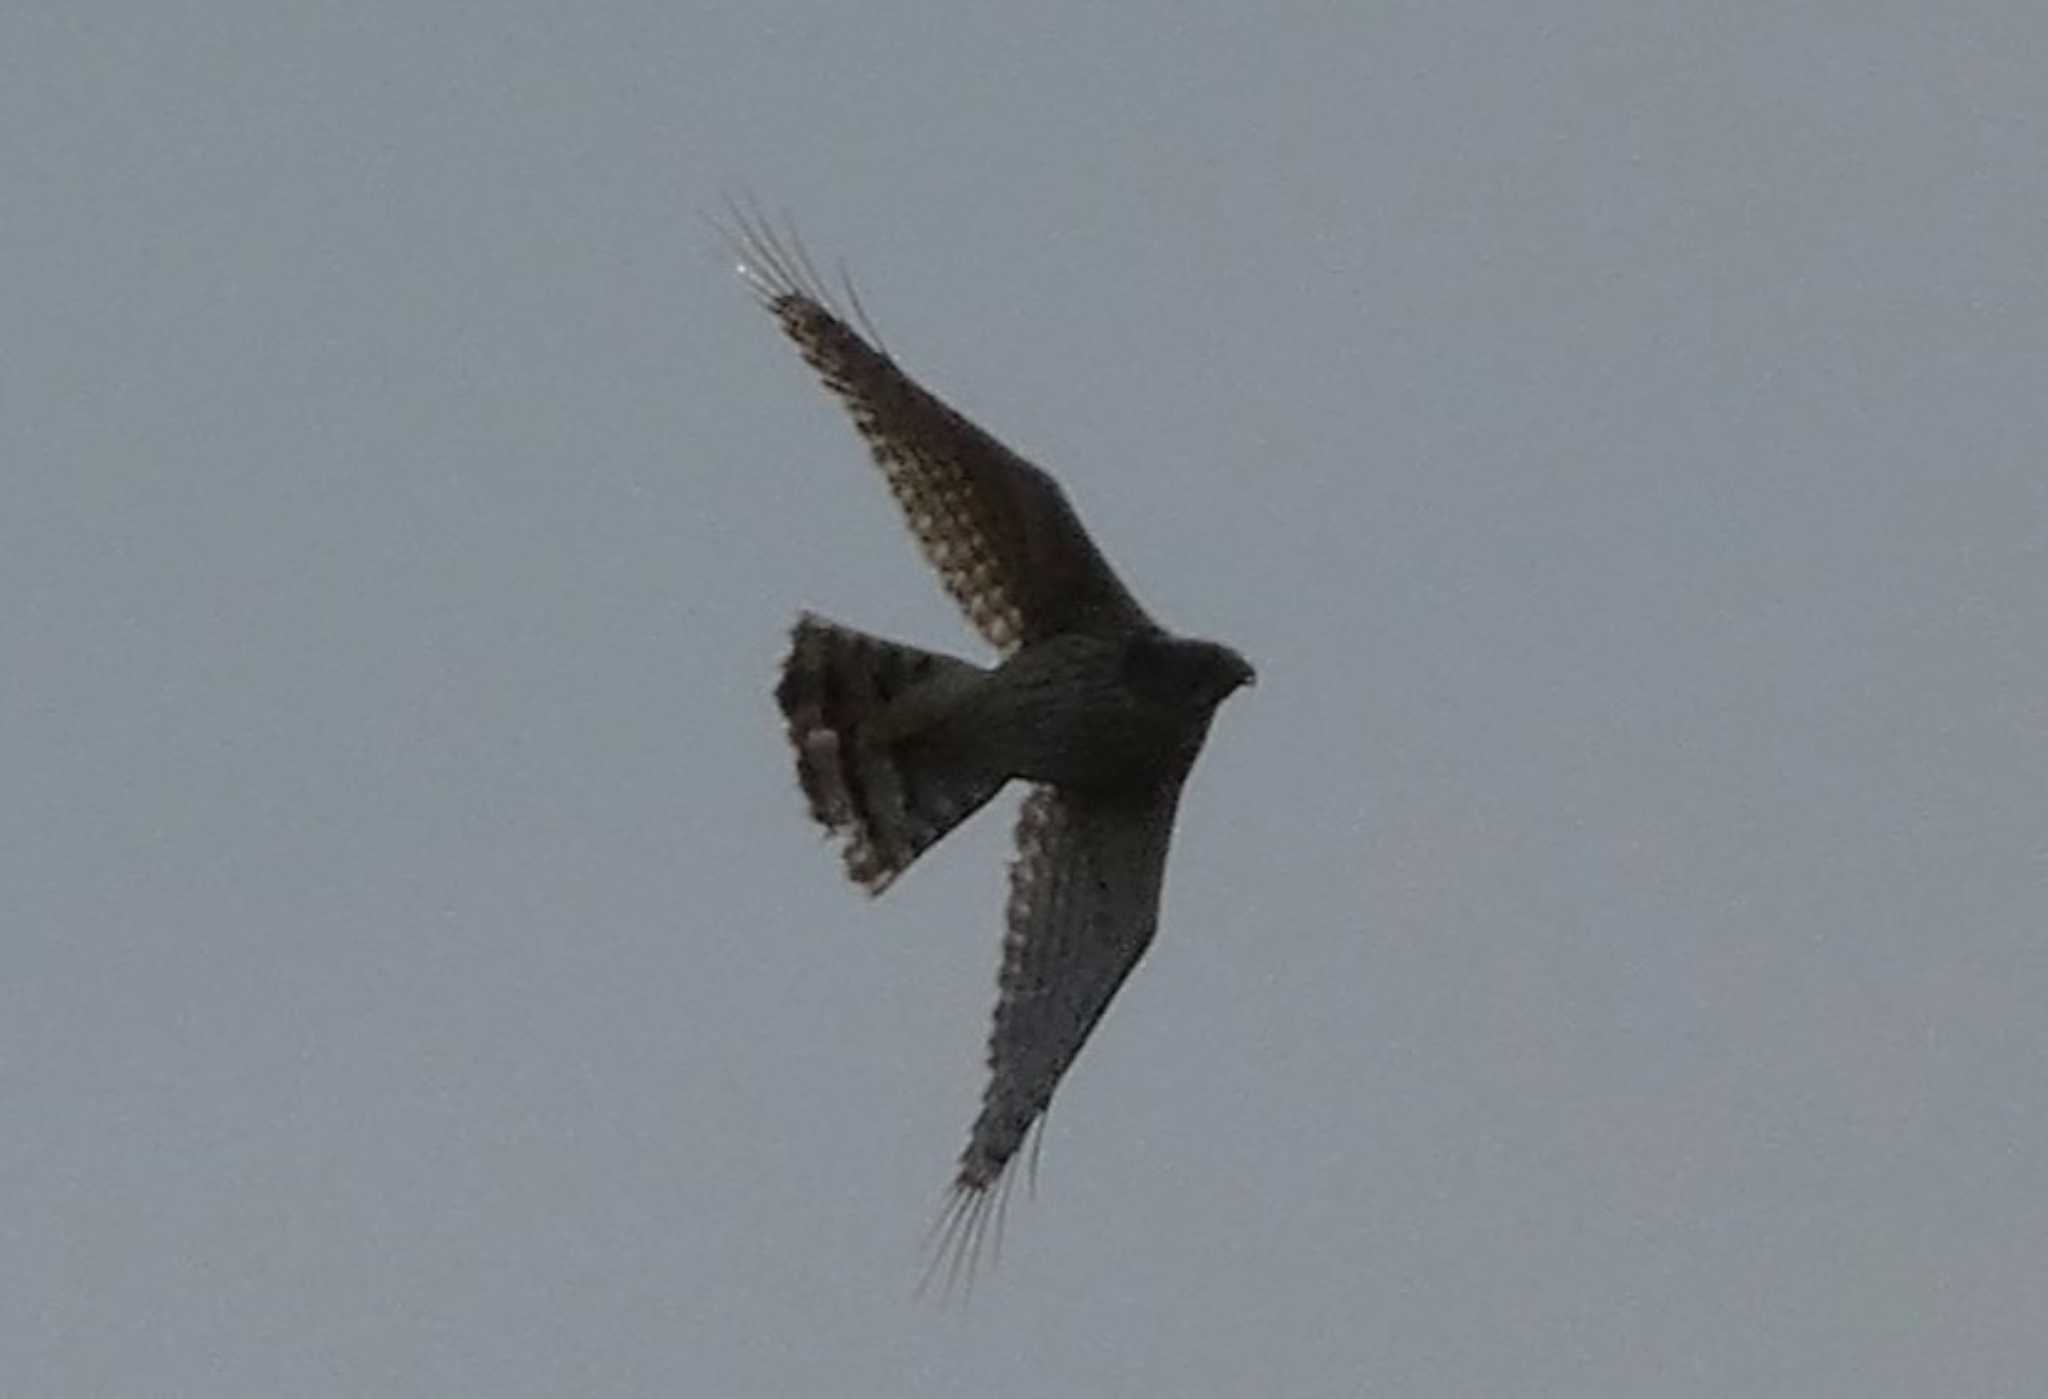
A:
725 212 1151 654
924 777 1188 1291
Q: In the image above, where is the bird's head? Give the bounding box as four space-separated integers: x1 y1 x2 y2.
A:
1215 645 1257 698
1123 633 1257 713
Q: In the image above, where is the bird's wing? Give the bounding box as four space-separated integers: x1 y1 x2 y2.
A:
725 212 1151 654
924 777 1188 1291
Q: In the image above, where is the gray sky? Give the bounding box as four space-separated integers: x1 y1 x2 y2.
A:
6 3 2045 1395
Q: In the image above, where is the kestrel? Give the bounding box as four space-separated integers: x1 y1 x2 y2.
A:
729 212 1253 1286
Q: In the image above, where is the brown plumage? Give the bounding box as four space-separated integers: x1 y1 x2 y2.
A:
728 208 1253 1290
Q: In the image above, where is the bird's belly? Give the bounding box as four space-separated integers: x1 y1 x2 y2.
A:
966 682 1183 791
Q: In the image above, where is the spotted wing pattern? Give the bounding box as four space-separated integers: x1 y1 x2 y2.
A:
725 213 1150 654
924 776 1189 1289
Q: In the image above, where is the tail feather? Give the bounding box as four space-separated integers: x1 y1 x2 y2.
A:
776 614 1002 893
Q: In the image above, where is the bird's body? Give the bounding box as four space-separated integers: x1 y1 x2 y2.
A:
729 211 1251 1286
976 632 1216 789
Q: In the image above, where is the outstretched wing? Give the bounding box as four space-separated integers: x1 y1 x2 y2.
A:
924 777 1188 1290
725 212 1151 655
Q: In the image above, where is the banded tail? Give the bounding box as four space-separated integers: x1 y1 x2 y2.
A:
775 614 1004 893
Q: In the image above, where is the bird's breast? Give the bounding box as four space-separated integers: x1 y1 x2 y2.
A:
957 635 1199 791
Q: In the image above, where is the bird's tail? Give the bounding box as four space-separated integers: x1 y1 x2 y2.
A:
775 614 1004 894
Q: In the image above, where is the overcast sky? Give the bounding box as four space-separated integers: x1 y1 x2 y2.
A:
6 4 2045 1395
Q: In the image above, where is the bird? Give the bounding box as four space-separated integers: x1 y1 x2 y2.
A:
725 208 1253 1289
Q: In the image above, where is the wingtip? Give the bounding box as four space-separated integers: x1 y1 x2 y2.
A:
916 1169 1020 1304
730 250 779 303
708 194 892 354
710 189 827 311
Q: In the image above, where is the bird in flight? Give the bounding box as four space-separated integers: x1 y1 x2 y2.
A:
726 209 1253 1289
